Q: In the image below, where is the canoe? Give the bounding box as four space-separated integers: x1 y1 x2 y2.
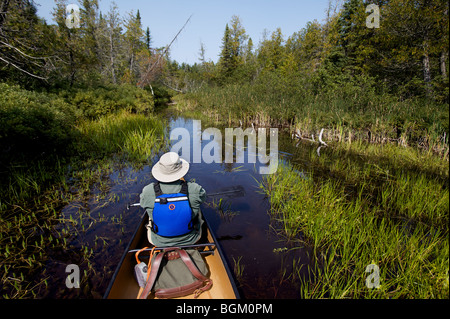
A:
104 212 240 299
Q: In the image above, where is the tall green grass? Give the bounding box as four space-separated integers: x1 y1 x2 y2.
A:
76 110 166 163
260 142 448 298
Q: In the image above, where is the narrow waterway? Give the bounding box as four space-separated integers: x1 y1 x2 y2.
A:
164 116 314 298
35 113 319 299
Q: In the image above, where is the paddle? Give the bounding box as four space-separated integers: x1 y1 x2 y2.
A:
128 243 215 254
207 185 245 199
127 185 245 209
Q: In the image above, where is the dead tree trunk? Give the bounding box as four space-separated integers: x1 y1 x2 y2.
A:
422 42 432 97
440 51 448 78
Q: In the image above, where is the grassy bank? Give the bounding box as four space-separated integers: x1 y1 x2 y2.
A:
260 141 448 298
0 83 166 298
177 77 449 157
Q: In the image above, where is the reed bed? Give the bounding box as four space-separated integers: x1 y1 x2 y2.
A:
179 83 449 158
260 141 448 298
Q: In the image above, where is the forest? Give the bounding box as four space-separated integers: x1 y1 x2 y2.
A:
0 0 448 299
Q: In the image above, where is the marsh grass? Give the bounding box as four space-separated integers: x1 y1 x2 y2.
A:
1 110 166 298
177 83 449 158
260 141 449 298
76 110 166 163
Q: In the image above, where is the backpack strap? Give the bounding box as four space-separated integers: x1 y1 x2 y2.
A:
180 181 188 195
138 250 165 299
178 249 209 282
154 182 163 197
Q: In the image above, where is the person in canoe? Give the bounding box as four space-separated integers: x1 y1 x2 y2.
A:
139 152 207 247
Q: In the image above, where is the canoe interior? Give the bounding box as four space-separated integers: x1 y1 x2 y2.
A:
104 213 239 299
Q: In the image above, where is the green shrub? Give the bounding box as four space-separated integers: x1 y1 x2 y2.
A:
60 84 155 119
0 83 79 162
148 84 172 108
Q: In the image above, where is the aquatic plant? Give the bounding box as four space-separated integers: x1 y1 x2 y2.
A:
260 141 449 298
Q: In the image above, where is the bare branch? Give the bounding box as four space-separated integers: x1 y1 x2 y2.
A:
138 14 192 88
319 128 328 146
0 56 47 80
0 40 51 60
161 81 184 93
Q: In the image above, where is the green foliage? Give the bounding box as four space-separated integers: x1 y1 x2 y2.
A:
182 69 448 156
0 83 157 205
0 83 79 163
148 84 172 108
218 16 250 82
180 1 448 103
60 84 154 119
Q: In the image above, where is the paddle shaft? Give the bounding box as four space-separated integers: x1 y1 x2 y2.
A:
128 243 215 254
127 186 244 209
207 189 244 197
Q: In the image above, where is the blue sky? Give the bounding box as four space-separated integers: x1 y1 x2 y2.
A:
34 0 332 65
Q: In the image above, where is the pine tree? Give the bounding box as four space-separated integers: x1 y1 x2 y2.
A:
123 9 145 83
198 41 206 64
376 0 448 98
229 15 248 64
146 26 152 52
336 0 374 74
79 0 100 75
52 0 84 86
258 28 285 71
219 24 233 77
99 1 122 84
286 21 324 74
218 16 248 79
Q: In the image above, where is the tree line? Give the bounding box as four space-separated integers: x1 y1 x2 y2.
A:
172 0 448 103
0 0 165 90
0 0 448 103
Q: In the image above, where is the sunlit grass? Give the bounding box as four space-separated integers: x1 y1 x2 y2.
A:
260 141 449 298
76 110 166 163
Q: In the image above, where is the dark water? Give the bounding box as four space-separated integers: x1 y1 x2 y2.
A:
36 115 315 299
166 117 313 298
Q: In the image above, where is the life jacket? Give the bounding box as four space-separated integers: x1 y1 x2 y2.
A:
150 181 194 237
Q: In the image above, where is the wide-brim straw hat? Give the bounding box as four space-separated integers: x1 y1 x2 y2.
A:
151 152 190 183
